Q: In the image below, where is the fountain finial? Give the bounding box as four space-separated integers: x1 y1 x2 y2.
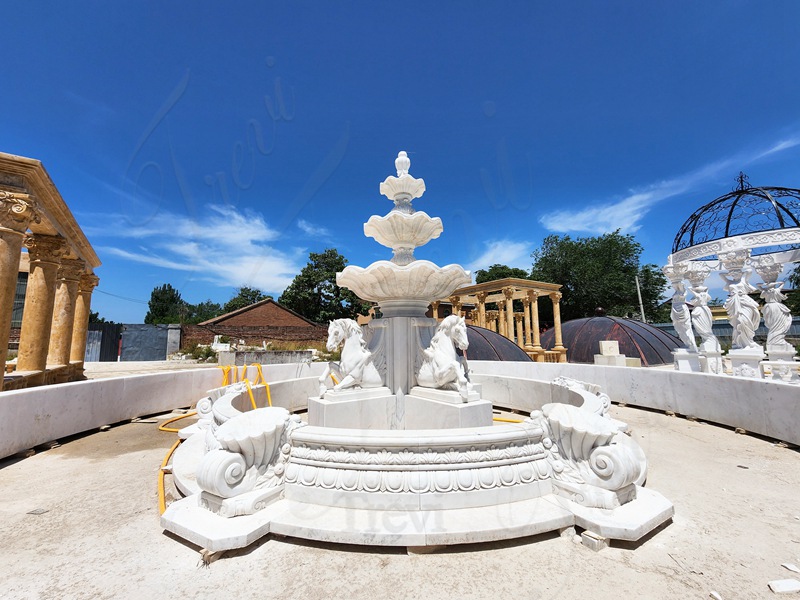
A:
395 151 411 177
379 150 426 213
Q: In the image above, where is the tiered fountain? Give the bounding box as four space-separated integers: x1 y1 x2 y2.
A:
162 152 673 551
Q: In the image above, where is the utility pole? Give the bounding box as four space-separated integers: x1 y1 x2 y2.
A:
635 275 646 322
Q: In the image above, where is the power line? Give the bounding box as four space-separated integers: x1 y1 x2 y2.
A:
95 288 149 305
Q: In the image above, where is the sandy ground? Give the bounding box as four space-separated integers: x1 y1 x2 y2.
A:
1 403 799 600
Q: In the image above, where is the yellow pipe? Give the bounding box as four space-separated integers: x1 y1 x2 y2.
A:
216 365 232 386
244 379 258 410
158 411 198 433
158 439 181 515
250 363 266 386
330 373 339 385
265 382 272 407
493 417 523 423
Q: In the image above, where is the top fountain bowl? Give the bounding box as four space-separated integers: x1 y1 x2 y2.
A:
364 211 443 250
337 260 470 305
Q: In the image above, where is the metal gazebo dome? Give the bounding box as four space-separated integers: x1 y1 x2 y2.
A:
671 173 800 262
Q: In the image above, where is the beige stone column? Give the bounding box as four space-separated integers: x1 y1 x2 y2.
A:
514 312 524 348
449 295 463 319
430 301 440 320
487 310 498 333
503 287 515 343
497 305 506 337
47 259 85 370
0 191 40 387
522 295 533 350
550 291 567 362
16 234 66 384
70 272 99 372
475 292 487 328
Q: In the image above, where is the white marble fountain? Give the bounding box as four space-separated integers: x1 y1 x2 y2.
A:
162 152 673 551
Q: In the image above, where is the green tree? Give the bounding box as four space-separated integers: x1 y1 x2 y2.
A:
186 300 224 324
787 263 800 314
474 264 530 284
530 231 668 322
144 283 187 324
279 248 371 323
88 310 111 324
223 286 268 314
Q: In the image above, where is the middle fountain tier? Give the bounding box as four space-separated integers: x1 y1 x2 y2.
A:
309 151 493 430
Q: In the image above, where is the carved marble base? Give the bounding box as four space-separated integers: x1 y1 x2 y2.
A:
760 358 800 383
766 349 798 363
673 349 701 372
404 393 493 429
699 351 724 375
728 348 766 379
308 387 400 429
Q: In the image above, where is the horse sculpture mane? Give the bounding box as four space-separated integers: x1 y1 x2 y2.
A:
319 318 383 395
417 315 471 401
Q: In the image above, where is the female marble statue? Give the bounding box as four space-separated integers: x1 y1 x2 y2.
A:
670 283 698 352
721 269 761 350
759 281 794 352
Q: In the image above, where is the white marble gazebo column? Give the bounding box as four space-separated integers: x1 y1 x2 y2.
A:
753 256 796 365
686 262 722 374
663 262 700 372
718 249 764 378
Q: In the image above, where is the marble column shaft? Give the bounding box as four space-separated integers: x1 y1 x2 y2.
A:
47 259 85 367
503 287 515 343
475 292 487 328
0 192 40 387
514 313 524 348
550 292 567 362
70 273 99 364
16 235 66 376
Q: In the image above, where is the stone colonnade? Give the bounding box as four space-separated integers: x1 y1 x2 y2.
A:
0 158 101 390
664 249 797 380
434 278 567 362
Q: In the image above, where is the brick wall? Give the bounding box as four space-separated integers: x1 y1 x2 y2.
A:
215 301 313 327
181 324 327 349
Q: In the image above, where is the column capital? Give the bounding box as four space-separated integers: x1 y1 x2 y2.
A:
0 190 41 233
24 234 67 264
514 312 524 322
79 273 100 292
475 291 487 303
550 291 562 303
526 289 539 301
502 286 515 300
58 258 86 282
752 255 783 284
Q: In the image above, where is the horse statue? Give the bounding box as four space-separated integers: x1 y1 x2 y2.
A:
416 315 472 401
318 319 384 396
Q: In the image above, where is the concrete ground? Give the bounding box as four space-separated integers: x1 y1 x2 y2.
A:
1 400 799 599
83 360 219 379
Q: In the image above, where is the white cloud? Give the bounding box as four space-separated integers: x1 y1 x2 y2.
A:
539 133 800 235
297 219 331 238
465 240 533 275
91 204 304 294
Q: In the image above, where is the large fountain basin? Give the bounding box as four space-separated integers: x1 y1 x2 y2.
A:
336 260 470 304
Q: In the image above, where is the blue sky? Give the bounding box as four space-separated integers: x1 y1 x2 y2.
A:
4 2 800 322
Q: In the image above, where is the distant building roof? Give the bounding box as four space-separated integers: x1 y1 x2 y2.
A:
200 298 320 327
540 315 684 366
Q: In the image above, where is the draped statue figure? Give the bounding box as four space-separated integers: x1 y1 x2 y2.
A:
670 282 698 352
721 268 761 350
759 281 794 352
